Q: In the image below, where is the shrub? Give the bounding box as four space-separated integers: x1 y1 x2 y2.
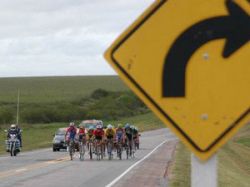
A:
91 89 109 99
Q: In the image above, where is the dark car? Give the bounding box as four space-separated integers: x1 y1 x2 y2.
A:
52 127 80 152
52 128 67 151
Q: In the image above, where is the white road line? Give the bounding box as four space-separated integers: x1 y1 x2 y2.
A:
15 168 27 173
105 139 168 187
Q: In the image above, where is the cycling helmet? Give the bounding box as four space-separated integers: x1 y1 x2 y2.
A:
107 124 113 129
96 125 102 129
117 124 123 128
125 123 130 128
79 125 85 129
131 125 135 129
98 120 103 126
89 126 94 130
10 124 16 129
69 122 75 127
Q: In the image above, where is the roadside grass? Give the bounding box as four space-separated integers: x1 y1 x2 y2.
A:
169 143 191 187
0 112 164 155
169 123 250 187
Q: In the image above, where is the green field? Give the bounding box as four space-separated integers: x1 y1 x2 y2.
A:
169 123 250 187
0 76 128 104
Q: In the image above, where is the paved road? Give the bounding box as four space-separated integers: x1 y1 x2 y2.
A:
0 128 177 187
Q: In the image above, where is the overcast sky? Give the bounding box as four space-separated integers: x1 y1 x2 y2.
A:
0 0 153 77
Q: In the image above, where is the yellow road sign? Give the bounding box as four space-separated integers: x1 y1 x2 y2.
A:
104 0 250 160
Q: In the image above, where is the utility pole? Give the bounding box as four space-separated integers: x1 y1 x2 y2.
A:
16 89 20 125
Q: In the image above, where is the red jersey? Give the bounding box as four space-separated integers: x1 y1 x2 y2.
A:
94 129 104 137
78 128 85 135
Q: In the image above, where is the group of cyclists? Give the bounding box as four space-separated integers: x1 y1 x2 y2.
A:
64 121 140 160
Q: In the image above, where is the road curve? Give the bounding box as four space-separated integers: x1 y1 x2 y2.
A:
0 128 177 187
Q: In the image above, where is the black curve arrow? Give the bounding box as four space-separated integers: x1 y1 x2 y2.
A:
162 0 250 97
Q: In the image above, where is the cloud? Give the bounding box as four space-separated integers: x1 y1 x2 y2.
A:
0 0 153 77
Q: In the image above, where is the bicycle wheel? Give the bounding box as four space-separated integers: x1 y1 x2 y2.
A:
96 145 101 161
79 142 85 161
125 144 129 159
69 140 74 161
117 142 122 160
131 139 135 158
107 141 112 160
89 142 93 160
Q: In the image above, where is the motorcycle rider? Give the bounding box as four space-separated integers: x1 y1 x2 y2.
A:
7 124 22 146
6 124 21 152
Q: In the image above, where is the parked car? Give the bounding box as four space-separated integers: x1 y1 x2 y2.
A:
52 127 79 152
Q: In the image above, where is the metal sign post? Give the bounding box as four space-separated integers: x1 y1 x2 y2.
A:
191 154 217 187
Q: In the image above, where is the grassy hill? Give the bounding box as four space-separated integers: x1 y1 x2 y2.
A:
0 76 128 104
0 76 147 125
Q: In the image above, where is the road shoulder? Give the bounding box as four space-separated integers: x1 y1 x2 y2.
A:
113 140 178 187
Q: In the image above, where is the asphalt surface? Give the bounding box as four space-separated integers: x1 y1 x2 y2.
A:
0 128 177 187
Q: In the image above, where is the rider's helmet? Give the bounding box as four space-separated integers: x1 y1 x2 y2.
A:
135 127 138 131
125 123 130 128
117 124 123 128
79 124 85 129
107 124 113 129
131 125 135 129
10 124 16 130
96 125 102 129
69 122 75 127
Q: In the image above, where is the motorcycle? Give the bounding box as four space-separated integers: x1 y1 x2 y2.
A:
5 131 21 156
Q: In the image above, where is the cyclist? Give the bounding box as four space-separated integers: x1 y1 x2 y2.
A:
105 124 116 140
87 126 95 140
115 123 125 144
115 123 125 157
124 123 133 156
93 124 105 157
94 124 105 141
78 124 86 143
105 124 115 157
131 125 139 149
134 126 140 149
86 125 95 158
65 122 77 151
